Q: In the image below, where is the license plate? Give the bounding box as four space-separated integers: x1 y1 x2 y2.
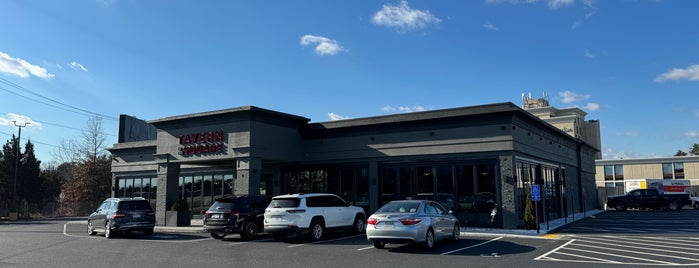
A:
211 214 222 219
132 213 141 219
377 221 394 228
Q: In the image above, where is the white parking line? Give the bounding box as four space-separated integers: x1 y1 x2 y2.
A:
357 246 374 251
440 236 503 255
287 234 365 248
534 239 576 261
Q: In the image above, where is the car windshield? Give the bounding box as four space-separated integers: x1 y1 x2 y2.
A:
268 198 300 208
376 202 420 213
118 200 151 210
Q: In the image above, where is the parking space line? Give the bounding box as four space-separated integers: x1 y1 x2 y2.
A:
440 236 502 255
564 246 677 265
356 246 374 251
573 242 699 263
535 238 575 261
287 234 365 248
554 251 622 264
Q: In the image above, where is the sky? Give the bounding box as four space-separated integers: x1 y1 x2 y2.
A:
1 0 698 166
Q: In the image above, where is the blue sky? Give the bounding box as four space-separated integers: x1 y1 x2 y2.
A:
1 0 698 165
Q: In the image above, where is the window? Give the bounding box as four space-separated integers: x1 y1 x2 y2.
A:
613 165 623 180
674 162 684 179
604 165 613 181
662 163 673 179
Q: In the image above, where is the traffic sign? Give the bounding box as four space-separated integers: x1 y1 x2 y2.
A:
531 184 541 201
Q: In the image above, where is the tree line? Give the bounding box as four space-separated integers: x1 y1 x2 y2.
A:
0 117 111 218
674 143 699 156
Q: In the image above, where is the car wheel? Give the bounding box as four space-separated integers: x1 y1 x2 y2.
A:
273 234 286 242
241 221 259 240
143 229 154 236
210 233 226 239
614 203 627 211
667 201 679 211
353 216 366 234
452 224 460 241
87 220 96 236
105 222 114 239
373 241 386 249
308 220 324 241
424 228 435 250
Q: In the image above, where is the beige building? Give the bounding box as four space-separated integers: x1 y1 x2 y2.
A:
595 156 699 188
522 93 602 159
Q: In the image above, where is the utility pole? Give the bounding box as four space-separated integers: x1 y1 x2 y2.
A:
12 120 30 212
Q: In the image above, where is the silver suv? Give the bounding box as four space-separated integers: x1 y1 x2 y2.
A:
263 193 366 241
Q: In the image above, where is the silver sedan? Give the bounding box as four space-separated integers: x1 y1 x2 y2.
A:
366 200 460 249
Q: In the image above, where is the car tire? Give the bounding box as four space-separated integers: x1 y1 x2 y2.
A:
424 228 435 250
353 215 366 234
308 220 324 241
143 229 154 236
451 224 460 241
105 222 114 239
667 201 679 211
614 203 627 211
210 233 226 239
241 221 258 240
87 220 96 236
373 241 386 249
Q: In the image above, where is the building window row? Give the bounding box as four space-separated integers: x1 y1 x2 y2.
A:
662 162 684 179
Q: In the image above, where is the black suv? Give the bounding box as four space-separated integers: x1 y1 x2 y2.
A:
87 197 156 239
203 195 272 240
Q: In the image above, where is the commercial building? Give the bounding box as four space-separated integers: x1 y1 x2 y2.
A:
595 156 699 188
107 102 599 229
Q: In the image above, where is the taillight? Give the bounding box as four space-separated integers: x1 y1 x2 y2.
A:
367 218 378 225
112 213 126 219
286 209 306 213
399 218 421 225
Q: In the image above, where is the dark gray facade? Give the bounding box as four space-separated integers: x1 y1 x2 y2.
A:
108 102 598 229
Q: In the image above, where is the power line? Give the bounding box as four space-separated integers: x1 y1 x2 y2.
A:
2 113 117 137
0 77 118 121
0 130 61 149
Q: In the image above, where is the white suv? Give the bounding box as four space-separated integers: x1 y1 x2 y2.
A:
264 193 366 241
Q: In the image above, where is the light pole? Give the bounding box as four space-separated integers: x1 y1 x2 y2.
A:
12 120 29 212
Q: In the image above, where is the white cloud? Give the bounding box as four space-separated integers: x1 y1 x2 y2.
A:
0 51 54 79
584 49 594 58
0 113 42 128
382 105 428 113
372 1 441 33
585 102 600 111
328 112 351 121
300 35 345 56
70 61 89 72
483 21 499 31
685 131 699 138
654 64 699 82
559 90 590 104
572 0 598 29
485 0 574 10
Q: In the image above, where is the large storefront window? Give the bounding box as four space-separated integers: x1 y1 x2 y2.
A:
281 166 369 214
380 162 498 228
116 176 157 209
516 160 564 228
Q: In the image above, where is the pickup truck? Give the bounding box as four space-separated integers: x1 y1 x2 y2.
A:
606 188 691 211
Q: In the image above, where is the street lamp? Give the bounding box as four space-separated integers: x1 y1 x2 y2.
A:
12 120 29 212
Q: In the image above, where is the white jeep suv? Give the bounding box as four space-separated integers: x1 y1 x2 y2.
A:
264 193 366 241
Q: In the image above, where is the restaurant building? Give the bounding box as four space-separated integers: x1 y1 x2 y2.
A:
107 102 599 229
